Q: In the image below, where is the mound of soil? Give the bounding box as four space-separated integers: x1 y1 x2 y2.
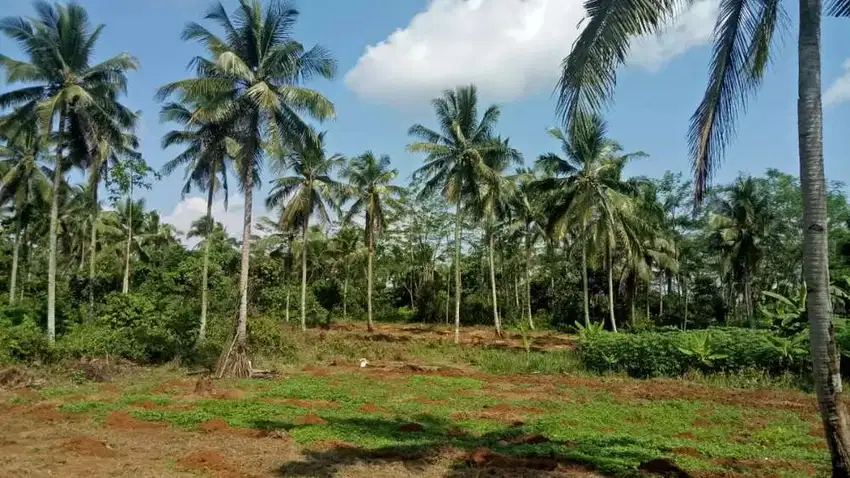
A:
194 376 214 394
133 400 156 409
0 367 41 389
105 411 163 430
199 418 229 432
639 458 691 478
26 404 63 422
62 436 115 458
358 403 388 414
294 413 327 425
177 450 242 477
399 422 424 432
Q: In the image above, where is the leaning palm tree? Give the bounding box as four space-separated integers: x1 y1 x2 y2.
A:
0 1 139 342
160 101 230 343
0 114 51 304
536 116 646 331
340 152 403 332
408 85 506 344
158 0 335 377
266 132 343 332
557 0 850 461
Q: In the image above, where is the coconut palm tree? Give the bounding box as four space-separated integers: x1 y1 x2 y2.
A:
0 114 51 304
326 226 361 322
0 1 139 342
157 0 335 376
536 116 646 331
340 152 403 332
408 85 507 344
266 132 343 332
556 0 850 461
510 167 546 329
160 101 231 343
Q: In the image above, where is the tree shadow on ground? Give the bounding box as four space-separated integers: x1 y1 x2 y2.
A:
263 414 681 477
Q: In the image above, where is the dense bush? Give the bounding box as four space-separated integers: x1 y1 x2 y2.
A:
578 328 811 378
0 316 51 363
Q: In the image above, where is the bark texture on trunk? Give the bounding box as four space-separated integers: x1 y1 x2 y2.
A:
453 199 462 344
581 240 590 327
488 228 501 337
607 240 617 333
199 187 213 342
300 215 309 332
798 0 850 471
9 219 21 305
47 110 66 343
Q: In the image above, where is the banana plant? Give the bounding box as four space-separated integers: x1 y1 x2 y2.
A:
678 333 728 367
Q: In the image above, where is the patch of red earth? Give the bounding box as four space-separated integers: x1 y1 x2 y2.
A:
498 434 549 446
673 431 696 439
302 365 330 377
98 383 119 392
209 388 247 400
105 411 164 430
359 403 388 414
151 379 192 394
399 422 424 432
62 436 115 458
714 457 819 475
14 388 41 402
199 418 230 433
133 400 156 409
692 418 713 428
26 404 63 422
177 450 244 478
413 397 447 406
310 440 359 451
451 411 470 421
294 413 326 425
467 447 558 471
671 446 703 458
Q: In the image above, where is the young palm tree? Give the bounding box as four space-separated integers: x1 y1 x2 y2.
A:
326 226 361 322
709 177 773 327
160 101 230 343
511 168 546 329
0 1 139 342
557 0 850 462
536 116 646 331
266 132 343 332
158 0 336 376
0 115 51 304
340 152 403 332
408 85 506 344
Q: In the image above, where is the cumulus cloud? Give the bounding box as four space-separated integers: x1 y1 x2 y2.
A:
345 0 719 106
161 195 246 247
825 59 850 107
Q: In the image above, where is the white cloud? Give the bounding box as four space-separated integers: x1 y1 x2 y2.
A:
825 59 850 107
345 0 719 106
161 195 246 247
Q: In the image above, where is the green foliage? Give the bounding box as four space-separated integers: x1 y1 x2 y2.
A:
0 316 50 363
579 328 811 378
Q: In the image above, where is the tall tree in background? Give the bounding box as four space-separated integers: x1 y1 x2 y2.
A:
0 1 138 342
341 152 402 332
161 101 230 342
556 0 850 464
408 85 504 344
159 0 336 376
267 132 342 332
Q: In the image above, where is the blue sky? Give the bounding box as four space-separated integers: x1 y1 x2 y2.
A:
1 0 849 235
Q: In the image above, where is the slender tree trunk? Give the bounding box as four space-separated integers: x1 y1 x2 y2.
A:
684 279 689 331
453 200 462 344
343 264 348 321
122 186 133 294
367 222 374 332
445 266 450 325
89 186 98 312
581 239 590 327
744 269 754 327
646 286 651 320
20 228 28 303
47 110 66 343
488 228 501 337
236 169 254 346
9 218 22 305
300 215 309 332
798 0 850 470
525 232 534 330
199 187 213 343
607 240 617 333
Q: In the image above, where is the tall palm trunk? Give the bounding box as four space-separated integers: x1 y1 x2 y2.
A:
607 239 617 333
89 186 98 311
798 0 850 470
235 171 253 344
300 214 309 332
581 239 590 327
47 109 66 343
453 199 462 344
367 221 375 332
343 263 348 321
9 217 22 305
488 226 501 337
199 186 213 342
525 231 534 330
122 186 133 294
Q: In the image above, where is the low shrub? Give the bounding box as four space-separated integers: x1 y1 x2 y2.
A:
0 316 51 363
578 327 810 378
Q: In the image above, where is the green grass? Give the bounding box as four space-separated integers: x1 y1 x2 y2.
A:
53 369 829 477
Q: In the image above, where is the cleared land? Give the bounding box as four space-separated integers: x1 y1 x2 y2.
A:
0 323 831 477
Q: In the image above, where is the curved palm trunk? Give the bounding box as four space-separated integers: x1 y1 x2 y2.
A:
122 187 133 295
453 200 462 344
525 231 534 330
367 222 375 332
581 239 590 327
488 227 501 337
607 240 617 333
798 0 850 470
47 110 66 343
300 215 309 332
199 186 214 343
9 217 22 305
